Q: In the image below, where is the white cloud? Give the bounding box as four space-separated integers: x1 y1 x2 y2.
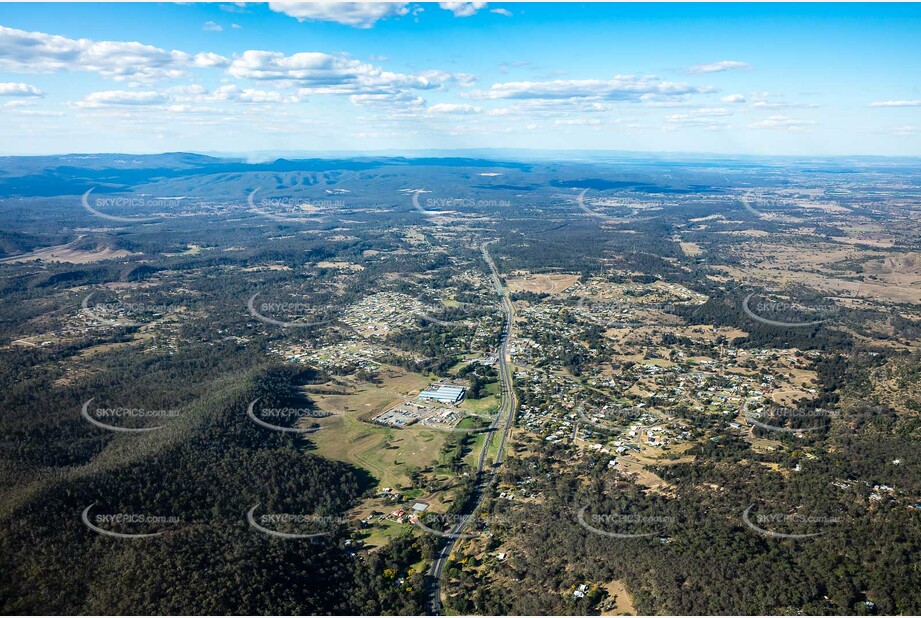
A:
721 94 746 104
193 52 231 68
476 75 708 101
439 2 487 17
1 100 62 116
689 60 752 74
75 90 167 107
2 98 32 107
470 99 617 115
171 84 300 104
554 117 602 126
237 88 291 103
0 25 230 81
220 3 249 14
268 2 409 28
749 115 815 130
490 8 512 16
869 100 921 107
427 102 481 114
203 21 223 32
638 94 696 107
75 85 300 109
165 104 216 114
229 50 465 97
751 100 818 109
0 82 43 97
419 69 476 88
349 92 425 108
666 108 732 129
232 23 243 29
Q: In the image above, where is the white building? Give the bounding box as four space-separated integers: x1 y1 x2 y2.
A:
418 384 466 404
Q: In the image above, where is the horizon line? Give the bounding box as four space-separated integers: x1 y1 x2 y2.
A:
2 147 920 161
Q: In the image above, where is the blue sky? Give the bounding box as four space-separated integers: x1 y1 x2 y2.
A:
0 2 919 156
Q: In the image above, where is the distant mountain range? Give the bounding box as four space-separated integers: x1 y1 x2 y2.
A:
1 151 919 199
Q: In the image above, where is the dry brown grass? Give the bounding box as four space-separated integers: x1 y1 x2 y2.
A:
507 272 581 295
2 246 138 264
601 579 637 616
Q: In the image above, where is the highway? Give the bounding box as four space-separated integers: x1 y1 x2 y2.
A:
426 240 518 615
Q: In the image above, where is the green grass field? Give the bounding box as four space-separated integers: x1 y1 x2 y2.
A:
312 411 449 490
460 382 500 414
358 518 417 550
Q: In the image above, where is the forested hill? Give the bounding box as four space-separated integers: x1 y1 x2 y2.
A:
0 352 426 614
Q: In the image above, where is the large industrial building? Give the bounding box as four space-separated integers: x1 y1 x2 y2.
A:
417 384 466 404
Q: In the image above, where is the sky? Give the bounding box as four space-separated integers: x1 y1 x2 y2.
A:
0 2 919 157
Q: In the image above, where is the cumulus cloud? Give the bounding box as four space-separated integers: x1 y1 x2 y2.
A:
0 82 43 97
471 99 618 116
721 93 746 104
220 3 249 13
751 100 818 109
0 25 230 81
268 2 410 28
749 115 815 130
75 90 167 107
439 2 487 17
490 8 512 16
475 75 708 101
689 60 752 74
349 92 425 107
76 84 302 109
229 50 466 96
202 21 223 32
427 102 481 114
869 100 921 107
171 83 300 104
665 107 732 128
554 117 602 126
193 52 232 68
